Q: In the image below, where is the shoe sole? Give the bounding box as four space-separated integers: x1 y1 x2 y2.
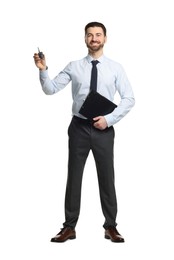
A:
105 235 125 243
50 236 76 243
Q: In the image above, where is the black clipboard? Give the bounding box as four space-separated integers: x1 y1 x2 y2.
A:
79 90 117 120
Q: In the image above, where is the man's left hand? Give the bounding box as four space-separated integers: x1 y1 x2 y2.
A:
93 116 108 130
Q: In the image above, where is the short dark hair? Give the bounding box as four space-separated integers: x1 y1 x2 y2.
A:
85 22 107 36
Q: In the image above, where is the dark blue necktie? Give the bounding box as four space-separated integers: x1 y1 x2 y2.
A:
90 60 99 92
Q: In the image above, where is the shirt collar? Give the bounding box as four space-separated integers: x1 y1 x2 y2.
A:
86 54 105 64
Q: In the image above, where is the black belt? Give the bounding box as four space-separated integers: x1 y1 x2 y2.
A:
73 115 94 124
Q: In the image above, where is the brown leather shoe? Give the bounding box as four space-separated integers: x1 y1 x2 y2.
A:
50 227 76 242
105 227 125 242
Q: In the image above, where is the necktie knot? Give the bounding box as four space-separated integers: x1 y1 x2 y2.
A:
91 60 99 67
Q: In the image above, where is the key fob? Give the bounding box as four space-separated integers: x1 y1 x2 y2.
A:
38 48 44 59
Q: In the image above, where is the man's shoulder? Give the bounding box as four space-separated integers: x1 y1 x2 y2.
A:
64 57 89 71
103 55 121 66
70 56 88 64
102 55 124 71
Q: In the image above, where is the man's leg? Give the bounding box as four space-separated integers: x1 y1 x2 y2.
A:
63 117 91 228
91 126 117 229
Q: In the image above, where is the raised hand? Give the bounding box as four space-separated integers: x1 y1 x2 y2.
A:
33 52 47 71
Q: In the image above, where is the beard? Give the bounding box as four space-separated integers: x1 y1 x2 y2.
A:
86 41 104 52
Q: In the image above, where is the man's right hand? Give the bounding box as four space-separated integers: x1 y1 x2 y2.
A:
33 53 47 71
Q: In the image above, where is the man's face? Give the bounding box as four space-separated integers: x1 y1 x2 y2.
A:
85 26 107 52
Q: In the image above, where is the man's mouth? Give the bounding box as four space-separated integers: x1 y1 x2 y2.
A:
91 41 99 45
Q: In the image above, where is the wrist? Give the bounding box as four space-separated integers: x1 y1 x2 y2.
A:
39 66 48 71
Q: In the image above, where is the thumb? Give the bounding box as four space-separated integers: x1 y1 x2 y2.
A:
93 116 101 121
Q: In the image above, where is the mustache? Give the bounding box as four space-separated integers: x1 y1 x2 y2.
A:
90 40 100 44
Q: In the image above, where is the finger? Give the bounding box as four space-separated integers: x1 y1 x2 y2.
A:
93 116 101 121
33 53 39 57
33 57 41 63
93 121 99 127
33 55 43 62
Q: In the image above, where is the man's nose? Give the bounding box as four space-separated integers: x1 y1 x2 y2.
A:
92 35 97 41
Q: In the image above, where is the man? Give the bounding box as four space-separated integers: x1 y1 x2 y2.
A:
33 21 135 243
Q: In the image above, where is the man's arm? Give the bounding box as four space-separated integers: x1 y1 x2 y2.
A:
33 53 71 95
104 65 135 127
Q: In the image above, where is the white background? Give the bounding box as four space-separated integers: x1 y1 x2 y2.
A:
0 0 174 259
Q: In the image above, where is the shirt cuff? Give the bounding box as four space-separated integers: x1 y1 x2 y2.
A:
104 114 115 128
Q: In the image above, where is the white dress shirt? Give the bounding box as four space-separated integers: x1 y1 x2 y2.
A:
39 54 135 127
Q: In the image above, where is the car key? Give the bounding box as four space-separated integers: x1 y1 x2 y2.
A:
38 47 44 59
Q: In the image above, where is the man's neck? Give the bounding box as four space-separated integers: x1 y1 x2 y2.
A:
88 49 103 59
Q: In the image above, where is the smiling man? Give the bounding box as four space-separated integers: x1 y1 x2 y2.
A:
33 21 135 243
85 26 106 52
